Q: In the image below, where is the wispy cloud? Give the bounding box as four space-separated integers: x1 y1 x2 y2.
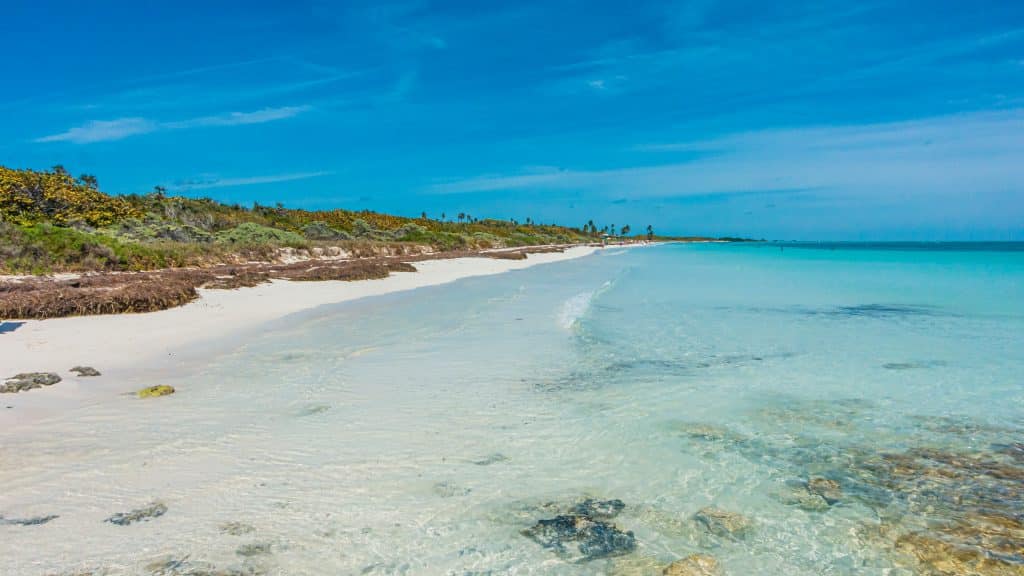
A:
164 106 311 129
34 118 158 143
35 105 310 144
171 171 333 191
428 108 1024 200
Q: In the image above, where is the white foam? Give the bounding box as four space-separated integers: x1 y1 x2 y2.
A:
557 280 612 330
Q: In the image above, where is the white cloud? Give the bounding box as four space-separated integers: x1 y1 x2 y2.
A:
428 108 1024 200
34 117 156 143
36 105 311 144
165 106 311 129
173 171 332 190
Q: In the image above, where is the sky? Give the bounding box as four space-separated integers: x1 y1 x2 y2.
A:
2 0 1023 240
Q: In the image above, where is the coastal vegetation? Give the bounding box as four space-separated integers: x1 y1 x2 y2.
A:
0 165 734 320
0 165 614 274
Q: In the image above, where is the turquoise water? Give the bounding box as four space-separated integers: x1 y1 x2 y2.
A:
2 243 1023 575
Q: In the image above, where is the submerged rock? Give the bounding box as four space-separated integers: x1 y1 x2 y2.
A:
106 501 167 525
881 360 946 370
70 366 101 377
220 521 256 536
0 513 59 526
235 541 273 557
137 385 175 398
296 403 330 417
806 477 842 504
779 486 830 512
145 556 267 575
570 498 626 520
432 481 471 498
675 423 747 445
895 528 1024 576
1 372 61 393
472 453 510 466
663 554 723 576
524 514 636 562
693 507 753 540
523 498 635 562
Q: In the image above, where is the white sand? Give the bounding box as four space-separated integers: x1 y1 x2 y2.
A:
0 246 601 424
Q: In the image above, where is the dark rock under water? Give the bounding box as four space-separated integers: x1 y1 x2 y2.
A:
1 372 61 393
105 502 168 526
523 499 636 562
0 513 59 526
70 366 102 377
676 403 1024 575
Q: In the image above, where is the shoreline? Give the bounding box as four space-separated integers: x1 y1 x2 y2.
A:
0 245 612 425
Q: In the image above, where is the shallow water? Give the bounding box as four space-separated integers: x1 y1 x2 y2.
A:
2 243 1023 575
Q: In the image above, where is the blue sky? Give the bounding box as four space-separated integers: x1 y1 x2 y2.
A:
2 0 1023 239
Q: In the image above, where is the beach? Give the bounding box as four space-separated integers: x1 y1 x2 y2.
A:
1 242 1022 576
0 246 600 425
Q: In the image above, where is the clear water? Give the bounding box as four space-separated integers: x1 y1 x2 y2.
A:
2 243 1023 575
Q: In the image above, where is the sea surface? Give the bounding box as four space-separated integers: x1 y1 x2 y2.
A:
2 242 1023 575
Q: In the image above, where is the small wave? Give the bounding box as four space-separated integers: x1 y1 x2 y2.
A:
557 280 613 330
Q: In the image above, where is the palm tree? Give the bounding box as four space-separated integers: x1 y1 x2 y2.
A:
458 212 465 223
152 185 167 199
621 225 631 236
421 211 427 220
646 225 654 240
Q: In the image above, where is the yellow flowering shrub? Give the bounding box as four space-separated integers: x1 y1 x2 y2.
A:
0 166 141 226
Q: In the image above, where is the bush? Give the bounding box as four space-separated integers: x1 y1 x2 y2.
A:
108 217 214 243
391 222 428 241
215 223 306 247
302 221 351 241
0 222 214 273
0 166 140 226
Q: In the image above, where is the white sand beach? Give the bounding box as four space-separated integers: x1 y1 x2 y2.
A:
0 246 600 425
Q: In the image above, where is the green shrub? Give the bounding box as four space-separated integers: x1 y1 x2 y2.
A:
302 221 351 241
0 222 215 273
216 222 306 247
108 217 214 243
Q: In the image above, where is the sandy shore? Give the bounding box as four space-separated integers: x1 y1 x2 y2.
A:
0 246 603 424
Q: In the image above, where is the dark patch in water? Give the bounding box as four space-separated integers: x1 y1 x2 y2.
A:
831 304 940 318
433 481 472 498
0 513 59 526
522 498 635 563
105 502 167 526
718 303 945 319
570 498 625 520
688 404 1024 575
882 360 947 370
236 541 273 557
296 403 331 417
607 352 796 374
472 453 509 466
605 359 690 373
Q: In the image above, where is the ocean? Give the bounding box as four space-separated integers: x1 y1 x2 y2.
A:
2 242 1023 575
